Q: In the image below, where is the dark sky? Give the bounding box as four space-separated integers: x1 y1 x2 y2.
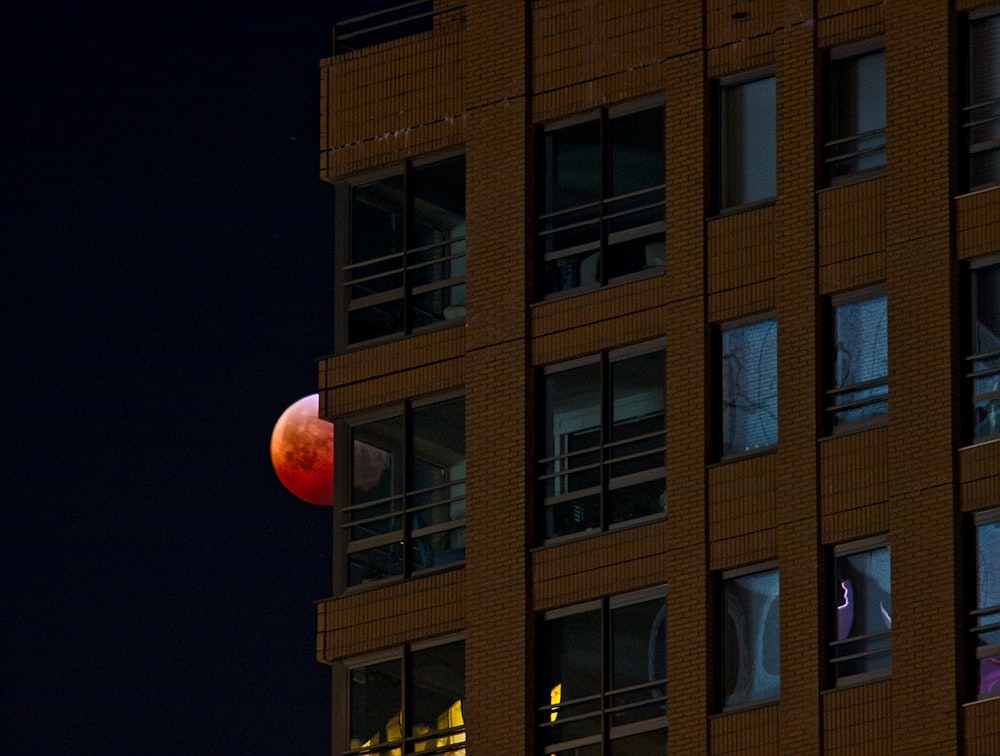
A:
2 2 382 752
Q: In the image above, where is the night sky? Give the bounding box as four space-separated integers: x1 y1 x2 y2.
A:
2 2 383 751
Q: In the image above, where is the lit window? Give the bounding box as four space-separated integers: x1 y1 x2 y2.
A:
344 637 465 755
970 509 1000 700
823 39 885 185
965 256 1000 442
537 587 667 754
962 7 1000 192
829 538 891 686
341 394 465 587
717 316 778 457
826 287 888 432
538 342 666 541
716 70 776 210
537 99 665 297
719 565 780 709
338 152 466 346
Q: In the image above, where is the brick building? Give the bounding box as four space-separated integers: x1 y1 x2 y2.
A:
314 1 1000 753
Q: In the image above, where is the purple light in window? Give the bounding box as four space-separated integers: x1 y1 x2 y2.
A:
837 579 854 640
981 658 1000 695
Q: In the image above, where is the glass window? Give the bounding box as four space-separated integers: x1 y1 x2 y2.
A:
966 257 1000 442
719 565 780 709
826 287 888 432
537 100 665 297
824 40 885 185
963 7 1000 191
343 394 465 587
717 71 776 210
829 539 892 686
345 638 466 755
718 316 778 456
537 588 667 755
341 153 466 346
539 343 666 541
970 509 1000 700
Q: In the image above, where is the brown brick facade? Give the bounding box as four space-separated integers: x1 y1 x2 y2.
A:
315 1 1000 752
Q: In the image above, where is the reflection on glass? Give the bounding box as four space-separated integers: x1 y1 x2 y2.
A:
831 545 891 683
539 104 664 295
974 517 1000 697
830 293 888 427
721 568 780 707
539 590 666 753
721 319 777 455
969 262 1000 441
965 11 1000 190
720 75 776 208
349 657 402 753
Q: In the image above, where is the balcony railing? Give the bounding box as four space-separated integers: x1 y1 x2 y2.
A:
334 1 464 54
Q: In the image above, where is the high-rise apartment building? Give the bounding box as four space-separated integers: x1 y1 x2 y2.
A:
314 2 1000 753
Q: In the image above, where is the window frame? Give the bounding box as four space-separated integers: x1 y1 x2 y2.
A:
827 535 892 689
535 96 666 300
336 390 466 591
335 148 467 350
339 634 466 756
968 507 1000 701
714 312 779 460
536 586 668 755
964 254 1000 444
822 37 886 187
824 285 889 435
536 339 667 544
716 561 781 711
961 5 1000 194
714 66 777 214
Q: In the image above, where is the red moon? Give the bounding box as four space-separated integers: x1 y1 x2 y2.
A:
270 394 334 506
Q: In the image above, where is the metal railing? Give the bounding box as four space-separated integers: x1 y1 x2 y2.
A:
334 1 464 55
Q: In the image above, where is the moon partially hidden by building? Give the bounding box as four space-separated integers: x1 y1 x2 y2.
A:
270 393 334 506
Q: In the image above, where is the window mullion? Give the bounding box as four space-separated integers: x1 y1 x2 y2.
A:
601 353 612 532
600 110 611 286
601 598 611 753
403 402 413 577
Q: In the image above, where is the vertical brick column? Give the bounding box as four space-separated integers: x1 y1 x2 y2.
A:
462 2 533 753
773 19 823 754
662 39 711 755
884 3 960 752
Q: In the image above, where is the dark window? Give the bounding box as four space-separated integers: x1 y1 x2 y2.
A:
345 637 465 755
718 564 780 709
823 39 885 185
537 587 667 755
826 287 888 432
716 70 776 210
717 316 778 457
538 342 666 542
342 394 465 587
339 152 466 346
966 256 1000 442
962 7 1000 192
537 100 665 297
970 509 1000 700
829 538 892 686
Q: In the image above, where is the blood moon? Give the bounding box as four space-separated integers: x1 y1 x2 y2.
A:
270 394 334 506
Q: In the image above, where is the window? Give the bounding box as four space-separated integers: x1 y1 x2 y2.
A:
538 341 666 541
823 39 885 185
965 256 1000 442
716 70 776 210
826 287 888 432
537 99 665 297
338 152 466 346
717 315 778 457
537 587 667 755
718 565 780 709
341 393 465 587
343 637 465 755
970 509 1000 699
829 538 891 686
962 6 1000 192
